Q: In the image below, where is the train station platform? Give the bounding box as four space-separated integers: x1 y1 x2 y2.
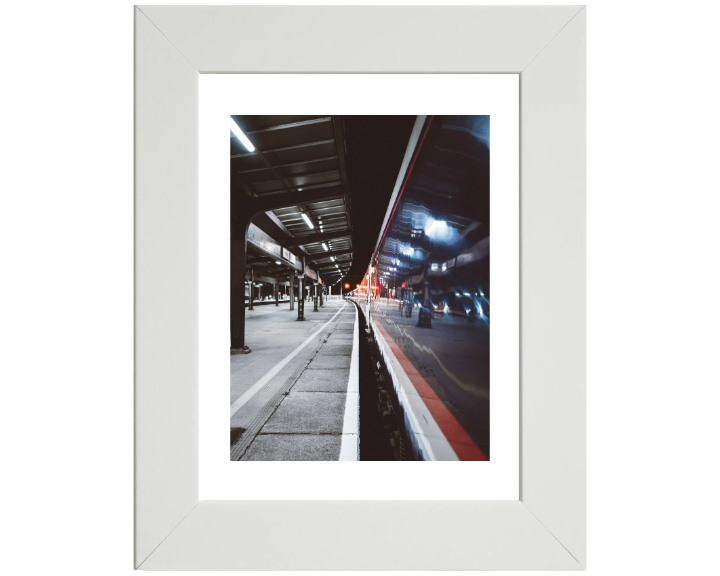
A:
230 298 359 461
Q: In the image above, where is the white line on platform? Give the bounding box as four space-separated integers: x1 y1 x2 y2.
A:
230 303 347 418
339 302 360 461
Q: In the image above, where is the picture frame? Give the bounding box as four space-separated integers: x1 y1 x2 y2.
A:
135 5 585 570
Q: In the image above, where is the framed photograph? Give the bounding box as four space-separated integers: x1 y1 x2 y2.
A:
135 5 585 570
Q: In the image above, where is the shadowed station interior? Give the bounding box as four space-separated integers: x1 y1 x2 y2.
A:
229 115 490 461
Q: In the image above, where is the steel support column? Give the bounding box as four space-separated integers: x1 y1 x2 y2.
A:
297 275 305 320
289 273 295 311
248 269 254 310
230 215 252 353
297 258 305 321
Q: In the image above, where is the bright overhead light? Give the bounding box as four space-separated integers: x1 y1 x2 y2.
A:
322 243 329 251
275 260 281 265
229 117 255 152
331 256 335 261
298 188 303 191
301 213 314 229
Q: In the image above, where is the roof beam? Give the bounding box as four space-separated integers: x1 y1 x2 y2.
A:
315 257 353 266
252 146 294 194
236 155 338 174
318 262 351 274
245 275 291 285
247 117 331 135
306 249 353 262
332 116 349 188
318 258 351 267
317 267 351 275
282 229 351 248
255 186 348 213
231 139 335 160
263 211 292 237
317 261 352 271
246 170 341 188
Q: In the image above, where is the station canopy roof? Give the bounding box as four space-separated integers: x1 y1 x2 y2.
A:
231 115 353 284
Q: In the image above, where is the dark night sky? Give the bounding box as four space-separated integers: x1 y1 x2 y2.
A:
342 115 416 288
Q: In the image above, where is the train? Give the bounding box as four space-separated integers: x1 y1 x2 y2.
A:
350 115 490 461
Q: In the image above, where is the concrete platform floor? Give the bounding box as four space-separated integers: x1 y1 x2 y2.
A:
230 298 358 461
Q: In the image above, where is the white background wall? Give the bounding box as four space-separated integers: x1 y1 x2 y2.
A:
1 1 718 574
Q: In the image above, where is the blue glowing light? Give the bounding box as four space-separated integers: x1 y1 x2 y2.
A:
424 218 459 243
425 218 449 240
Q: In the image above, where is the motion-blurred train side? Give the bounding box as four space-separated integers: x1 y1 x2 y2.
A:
350 115 491 461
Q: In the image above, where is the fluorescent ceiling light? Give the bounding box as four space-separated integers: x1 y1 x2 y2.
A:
229 117 255 152
331 256 335 261
275 260 281 265
322 243 329 251
301 213 314 229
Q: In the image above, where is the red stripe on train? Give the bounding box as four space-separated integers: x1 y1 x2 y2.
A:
372 318 488 461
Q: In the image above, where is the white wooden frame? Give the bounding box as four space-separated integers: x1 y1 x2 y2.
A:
135 5 585 570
